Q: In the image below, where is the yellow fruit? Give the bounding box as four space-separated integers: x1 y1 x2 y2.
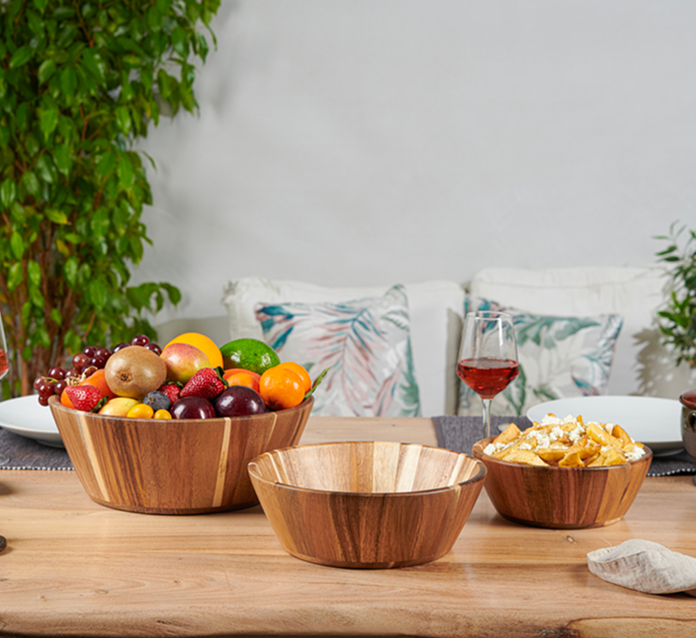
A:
153 409 172 419
99 397 139 417
164 332 223 369
126 403 154 419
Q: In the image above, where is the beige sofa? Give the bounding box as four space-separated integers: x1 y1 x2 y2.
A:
155 267 694 417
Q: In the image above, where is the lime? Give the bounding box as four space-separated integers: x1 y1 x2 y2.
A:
219 338 280 375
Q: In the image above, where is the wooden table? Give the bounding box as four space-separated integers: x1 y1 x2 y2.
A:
1 416 695 637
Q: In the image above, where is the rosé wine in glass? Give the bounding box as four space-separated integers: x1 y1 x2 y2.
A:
457 311 519 439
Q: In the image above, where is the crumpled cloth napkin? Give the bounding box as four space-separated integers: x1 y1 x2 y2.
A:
587 539 696 596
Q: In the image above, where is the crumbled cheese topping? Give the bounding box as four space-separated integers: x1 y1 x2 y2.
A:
483 412 646 467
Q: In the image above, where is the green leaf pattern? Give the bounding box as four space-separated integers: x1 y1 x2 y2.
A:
256 285 422 418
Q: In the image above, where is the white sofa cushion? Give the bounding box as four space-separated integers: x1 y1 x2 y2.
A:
222 278 465 416
254 285 420 417
467 267 668 397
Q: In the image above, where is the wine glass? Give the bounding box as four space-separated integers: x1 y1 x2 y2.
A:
457 310 519 440
0 312 9 466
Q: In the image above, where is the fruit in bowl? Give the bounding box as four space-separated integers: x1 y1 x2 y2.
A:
39 333 323 514
35 333 326 420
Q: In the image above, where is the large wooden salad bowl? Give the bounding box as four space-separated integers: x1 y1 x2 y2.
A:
49 395 312 515
248 441 487 569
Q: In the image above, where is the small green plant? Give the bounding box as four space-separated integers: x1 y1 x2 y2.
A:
655 222 696 368
0 0 220 396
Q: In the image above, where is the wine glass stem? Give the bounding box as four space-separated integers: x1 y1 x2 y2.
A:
481 398 493 439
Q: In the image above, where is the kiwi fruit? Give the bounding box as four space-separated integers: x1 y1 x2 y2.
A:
104 346 167 399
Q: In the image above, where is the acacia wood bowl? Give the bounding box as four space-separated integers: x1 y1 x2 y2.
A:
472 437 652 529
49 395 313 515
247 441 487 569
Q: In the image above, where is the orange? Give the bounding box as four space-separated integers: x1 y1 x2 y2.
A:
259 365 305 411
164 332 223 369
276 362 311 394
223 368 261 393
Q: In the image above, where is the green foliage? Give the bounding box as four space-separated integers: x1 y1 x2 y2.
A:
655 222 696 368
0 0 221 395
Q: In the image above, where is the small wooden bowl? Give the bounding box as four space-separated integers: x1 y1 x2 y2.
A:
49 396 313 515
248 441 487 569
472 437 652 529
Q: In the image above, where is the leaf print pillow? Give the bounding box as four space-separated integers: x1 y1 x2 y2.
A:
457 296 623 418
254 285 421 417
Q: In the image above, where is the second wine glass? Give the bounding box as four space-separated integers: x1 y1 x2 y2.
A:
457 311 520 439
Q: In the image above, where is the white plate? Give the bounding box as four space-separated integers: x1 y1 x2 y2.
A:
526 396 683 455
0 395 64 448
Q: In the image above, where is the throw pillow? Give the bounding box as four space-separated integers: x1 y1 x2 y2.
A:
457 297 623 417
254 285 421 417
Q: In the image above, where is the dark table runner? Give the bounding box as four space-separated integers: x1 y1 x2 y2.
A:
433 415 696 478
0 427 72 470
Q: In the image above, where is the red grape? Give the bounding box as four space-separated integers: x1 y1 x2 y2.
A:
72 352 90 374
37 381 54 399
54 380 68 396
48 366 66 380
132 335 150 347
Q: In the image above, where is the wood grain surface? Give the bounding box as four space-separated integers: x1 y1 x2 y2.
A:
472 436 652 529
0 416 695 637
249 442 486 568
49 396 312 514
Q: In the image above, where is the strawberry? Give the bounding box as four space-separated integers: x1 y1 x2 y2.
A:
64 385 106 412
180 368 227 399
158 383 182 405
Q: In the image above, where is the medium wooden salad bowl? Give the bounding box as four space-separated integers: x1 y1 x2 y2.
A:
248 441 487 569
472 437 652 529
49 395 313 515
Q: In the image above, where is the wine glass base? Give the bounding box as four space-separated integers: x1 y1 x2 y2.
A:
0 454 9 466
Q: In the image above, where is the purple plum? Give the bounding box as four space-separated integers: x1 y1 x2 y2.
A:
215 386 266 417
171 396 216 419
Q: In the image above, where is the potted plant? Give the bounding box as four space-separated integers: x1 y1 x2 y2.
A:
0 0 220 396
655 222 696 368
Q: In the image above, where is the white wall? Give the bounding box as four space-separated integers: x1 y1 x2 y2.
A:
133 0 695 327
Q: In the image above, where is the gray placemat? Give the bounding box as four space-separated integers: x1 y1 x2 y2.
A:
0 427 73 470
432 416 696 478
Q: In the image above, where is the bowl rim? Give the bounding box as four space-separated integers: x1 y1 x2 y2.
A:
472 436 653 471
48 394 314 422
247 440 487 497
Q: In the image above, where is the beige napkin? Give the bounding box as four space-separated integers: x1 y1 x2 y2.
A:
587 539 696 596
